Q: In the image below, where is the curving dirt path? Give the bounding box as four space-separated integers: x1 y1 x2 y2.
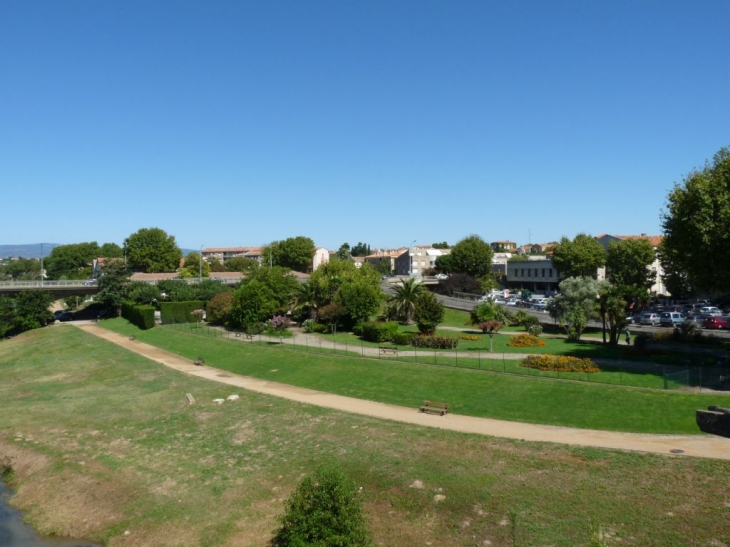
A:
75 323 730 461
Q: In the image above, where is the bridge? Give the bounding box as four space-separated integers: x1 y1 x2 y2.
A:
0 277 241 299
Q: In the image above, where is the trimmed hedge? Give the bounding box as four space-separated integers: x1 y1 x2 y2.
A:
160 301 205 324
121 301 155 330
360 321 399 343
411 334 458 349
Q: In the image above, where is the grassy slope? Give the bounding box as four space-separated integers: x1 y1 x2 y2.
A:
2 326 730 547
97 318 716 434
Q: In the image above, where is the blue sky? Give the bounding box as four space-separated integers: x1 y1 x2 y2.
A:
3 1 728 252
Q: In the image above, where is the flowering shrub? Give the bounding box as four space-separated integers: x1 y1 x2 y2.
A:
268 315 291 332
521 355 599 373
191 309 206 323
458 334 481 341
411 334 458 349
302 319 317 333
507 333 546 347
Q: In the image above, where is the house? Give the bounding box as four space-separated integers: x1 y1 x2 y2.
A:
506 257 560 295
312 247 330 271
491 240 517 252
201 247 264 265
595 234 667 295
394 246 451 276
363 248 405 274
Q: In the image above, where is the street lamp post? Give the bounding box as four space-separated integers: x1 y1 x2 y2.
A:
199 245 204 283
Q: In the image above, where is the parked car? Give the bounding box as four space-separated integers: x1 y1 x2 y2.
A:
82 279 97 286
700 306 723 316
702 316 729 330
56 312 73 322
684 313 710 326
659 312 685 327
434 273 448 279
639 312 660 326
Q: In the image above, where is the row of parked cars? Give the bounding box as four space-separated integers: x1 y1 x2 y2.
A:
629 307 729 330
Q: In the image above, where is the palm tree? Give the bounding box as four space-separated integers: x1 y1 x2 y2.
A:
293 281 318 320
389 278 424 324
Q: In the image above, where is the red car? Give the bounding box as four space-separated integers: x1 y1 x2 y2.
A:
702 316 729 330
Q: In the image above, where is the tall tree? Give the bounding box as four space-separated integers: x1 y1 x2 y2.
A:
336 279 382 327
660 147 730 294
45 242 100 279
413 291 445 334
99 242 124 258
551 233 606 279
336 243 352 261
547 276 602 341
96 260 131 314
350 242 370 257
179 251 210 278
14 290 54 331
229 279 277 331
125 228 182 273
606 238 655 290
434 254 454 273
224 256 259 273
267 236 316 272
450 235 494 278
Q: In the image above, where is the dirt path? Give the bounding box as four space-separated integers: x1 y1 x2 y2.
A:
75 323 730 461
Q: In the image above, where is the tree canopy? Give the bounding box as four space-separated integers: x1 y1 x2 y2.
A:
44 242 100 279
660 147 730 294
268 236 316 272
606 238 655 290
125 228 182 273
450 235 494 278
551 233 606 279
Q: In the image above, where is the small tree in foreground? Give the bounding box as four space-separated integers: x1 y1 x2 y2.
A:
413 291 445 334
478 320 503 352
271 464 371 547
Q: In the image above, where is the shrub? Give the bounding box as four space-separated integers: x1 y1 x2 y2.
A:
302 319 317 333
160 301 205 324
268 314 291 332
391 332 414 346
458 334 481 341
521 354 599 373
271 464 371 547
411 334 458 349
360 321 399 343
206 292 233 325
527 323 543 337
508 333 546 347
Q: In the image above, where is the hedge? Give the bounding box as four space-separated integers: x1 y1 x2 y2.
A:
360 321 399 343
160 301 205 324
121 301 155 330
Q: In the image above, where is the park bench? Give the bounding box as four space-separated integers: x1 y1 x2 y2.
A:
379 347 398 356
419 400 450 416
193 357 205 366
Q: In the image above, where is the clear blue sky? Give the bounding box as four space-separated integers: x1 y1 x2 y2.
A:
3 1 728 251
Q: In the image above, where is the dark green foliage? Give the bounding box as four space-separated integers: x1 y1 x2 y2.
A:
470 301 510 325
360 321 399 343
435 272 480 296
450 234 494 277
206 292 233 325
411 334 458 349
125 227 182 273
268 236 316 272
336 280 382 329
413 291 445 334
44 241 100 279
160 301 205 324
390 332 414 346
551 233 606 279
96 260 131 313
229 280 278 330
121 301 155 330
271 464 371 547
123 281 162 305
14 290 54 331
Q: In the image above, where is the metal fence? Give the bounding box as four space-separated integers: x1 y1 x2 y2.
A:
163 320 730 393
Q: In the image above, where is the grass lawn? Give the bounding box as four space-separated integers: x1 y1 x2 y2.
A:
2 325 730 547
98 318 718 434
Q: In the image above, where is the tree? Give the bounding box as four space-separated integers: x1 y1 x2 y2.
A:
318 302 346 334
45 242 100 279
470 300 509 326
389 278 425 324
179 251 210 278
225 256 259 273
435 272 481 297
268 236 316 272
660 147 730 294
597 283 628 345
350 242 371 257
548 276 601 341
157 279 197 302
450 235 494 278
478 320 503 352
606 238 655 290
337 279 382 328
207 292 233 325
434 254 454 273
0 258 39 281
432 241 450 249
293 282 318 321
271 464 371 547
125 228 182 273
0 296 15 337
310 260 381 310
207 258 225 272
372 258 392 276
413 291 445 334
123 281 161 305
551 234 606 279
99 242 123 258
245 266 300 310
229 280 278 331
336 243 352 261
96 261 130 314
14 290 54 331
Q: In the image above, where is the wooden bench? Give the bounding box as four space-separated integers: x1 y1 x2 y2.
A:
193 357 205 366
420 400 449 416
379 347 398 356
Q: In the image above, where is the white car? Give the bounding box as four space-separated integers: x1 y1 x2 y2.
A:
434 273 448 279
700 306 722 316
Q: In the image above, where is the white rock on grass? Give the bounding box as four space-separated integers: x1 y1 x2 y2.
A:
227 394 240 401
213 399 225 405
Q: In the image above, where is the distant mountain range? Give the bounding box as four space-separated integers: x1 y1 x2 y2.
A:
0 244 196 259
0 244 61 259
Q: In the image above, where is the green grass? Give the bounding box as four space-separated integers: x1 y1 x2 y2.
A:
99 318 715 434
2 325 730 547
